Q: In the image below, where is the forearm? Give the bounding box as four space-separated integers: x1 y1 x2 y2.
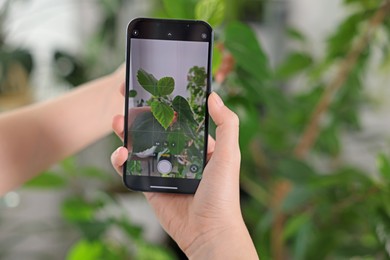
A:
0 70 124 195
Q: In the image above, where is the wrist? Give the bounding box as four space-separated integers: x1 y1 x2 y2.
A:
185 222 259 260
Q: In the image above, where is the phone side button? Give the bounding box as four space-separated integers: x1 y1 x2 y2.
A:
150 185 178 190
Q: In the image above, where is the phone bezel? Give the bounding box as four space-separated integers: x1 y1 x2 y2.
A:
123 18 213 194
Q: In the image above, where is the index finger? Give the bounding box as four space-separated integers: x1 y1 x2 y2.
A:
120 82 125 97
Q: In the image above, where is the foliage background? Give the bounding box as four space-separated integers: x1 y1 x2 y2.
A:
1 0 390 259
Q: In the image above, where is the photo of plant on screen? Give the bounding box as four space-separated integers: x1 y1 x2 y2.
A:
127 65 207 179
125 37 209 179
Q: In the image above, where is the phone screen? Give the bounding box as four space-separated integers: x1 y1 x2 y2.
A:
123 18 212 191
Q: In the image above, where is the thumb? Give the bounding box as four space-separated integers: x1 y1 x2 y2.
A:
197 92 241 203
207 92 240 167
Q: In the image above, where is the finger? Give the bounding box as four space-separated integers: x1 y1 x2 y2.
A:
197 93 241 200
207 92 240 163
112 114 125 140
207 135 215 162
120 81 125 97
111 146 128 176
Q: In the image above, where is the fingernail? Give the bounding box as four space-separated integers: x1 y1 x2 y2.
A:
212 92 224 107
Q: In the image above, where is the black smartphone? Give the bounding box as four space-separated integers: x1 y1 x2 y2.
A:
123 18 213 194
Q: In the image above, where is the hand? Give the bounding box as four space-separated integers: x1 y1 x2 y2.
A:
111 91 258 259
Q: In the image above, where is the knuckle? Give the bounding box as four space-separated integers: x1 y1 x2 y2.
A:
229 111 240 127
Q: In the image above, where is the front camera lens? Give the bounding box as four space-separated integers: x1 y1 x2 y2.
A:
201 33 207 39
132 30 139 36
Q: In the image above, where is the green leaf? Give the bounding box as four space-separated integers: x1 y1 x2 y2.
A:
137 69 158 96
128 160 142 175
61 197 98 222
195 0 226 27
286 27 307 43
293 221 313 260
100 0 121 15
225 96 260 147
311 167 372 188
283 213 311 241
276 158 316 184
137 70 175 97
61 157 76 173
282 186 315 212
129 89 137 97
151 101 174 130
75 220 112 241
314 125 341 156
137 243 175 260
377 153 390 180
187 66 207 88
78 167 109 180
224 21 271 82
344 0 379 9
235 69 268 102
24 171 67 189
276 52 313 78
212 45 223 76
329 69 363 130
130 111 167 153
167 133 187 155
326 11 368 60
162 0 196 19
172 95 197 125
157 77 174 96
179 118 197 139
116 217 143 240
66 240 104 260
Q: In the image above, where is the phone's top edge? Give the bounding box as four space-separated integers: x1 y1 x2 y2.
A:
127 17 213 31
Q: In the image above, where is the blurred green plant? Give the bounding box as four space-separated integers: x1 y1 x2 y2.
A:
153 0 265 23
24 157 175 260
16 0 390 259
162 0 390 259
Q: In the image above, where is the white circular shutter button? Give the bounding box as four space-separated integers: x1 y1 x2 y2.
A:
157 160 172 174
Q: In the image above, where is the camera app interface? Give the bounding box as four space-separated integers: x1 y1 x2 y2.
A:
126 38 209 179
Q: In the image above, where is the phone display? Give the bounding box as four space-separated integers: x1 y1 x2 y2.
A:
123 18 212 193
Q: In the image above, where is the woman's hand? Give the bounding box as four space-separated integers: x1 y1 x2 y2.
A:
111 91 258 259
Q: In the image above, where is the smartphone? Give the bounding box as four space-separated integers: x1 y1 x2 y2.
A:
123 18 213 194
